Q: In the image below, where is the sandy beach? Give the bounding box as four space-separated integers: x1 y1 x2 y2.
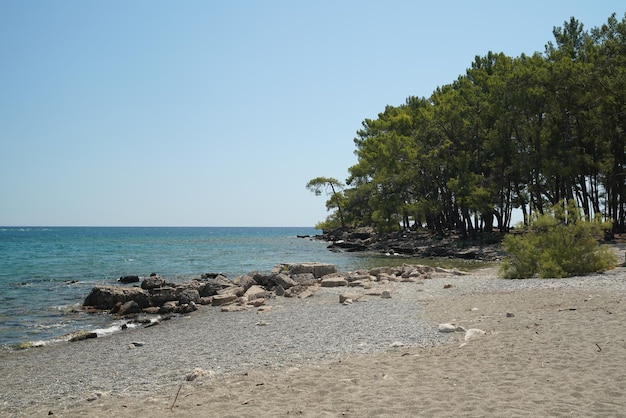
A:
2 256 626 417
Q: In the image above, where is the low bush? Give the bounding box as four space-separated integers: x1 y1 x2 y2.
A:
500 200 617 279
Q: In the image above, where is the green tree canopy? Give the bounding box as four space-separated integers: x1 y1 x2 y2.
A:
309 13 626 235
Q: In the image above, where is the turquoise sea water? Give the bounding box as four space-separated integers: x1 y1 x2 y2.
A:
0 227 380 350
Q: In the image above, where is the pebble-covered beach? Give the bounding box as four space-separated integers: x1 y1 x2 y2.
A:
2 251 626 417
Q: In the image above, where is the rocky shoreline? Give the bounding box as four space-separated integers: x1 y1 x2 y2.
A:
2 260 626 416
1 261 473 416
73 262 462 343
312 227 506 261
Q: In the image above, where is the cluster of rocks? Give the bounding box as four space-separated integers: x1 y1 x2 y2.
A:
313 227 504 261
82 262 445 318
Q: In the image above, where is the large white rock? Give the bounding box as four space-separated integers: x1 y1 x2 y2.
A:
244 285 267 300
464 328 487 341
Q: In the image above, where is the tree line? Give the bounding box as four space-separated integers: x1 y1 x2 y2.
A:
309 13 626 235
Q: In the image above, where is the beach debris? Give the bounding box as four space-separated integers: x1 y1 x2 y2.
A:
435 267 470 276
128 341 145 349
170 383 183 411
464 328 487 341
67 330 98 342
443 284 453 289
506 312 515 317
185 367 215 381
389 341 405 348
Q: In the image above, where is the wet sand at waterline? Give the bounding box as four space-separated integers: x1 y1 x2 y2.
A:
2 260 626 417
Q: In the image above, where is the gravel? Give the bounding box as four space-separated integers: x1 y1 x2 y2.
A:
2 262 626 416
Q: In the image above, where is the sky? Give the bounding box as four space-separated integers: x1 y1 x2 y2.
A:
1 1 624 227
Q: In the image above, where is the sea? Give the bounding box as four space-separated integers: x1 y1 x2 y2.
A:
0 226 395 350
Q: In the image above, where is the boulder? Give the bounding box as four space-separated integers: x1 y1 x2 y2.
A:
247 298 266 307
117 300 141 316
141 276 166 290
251 272 274 287
83 286 150 310
197 275 235 297
159 300 179 314
212 294 237 306
178 302 198 314
244 285 267 301
290 273 317 286
217 286 245 297
149 286 178 306
274 285 285 296
274 273 297 289
232 274 257 292
320 275 348 287
177 288 201 305
284 262 337 279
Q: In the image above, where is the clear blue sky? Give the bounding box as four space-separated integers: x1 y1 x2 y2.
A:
1 1 623 227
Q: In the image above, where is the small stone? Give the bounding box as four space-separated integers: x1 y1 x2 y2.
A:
186 368 215 381
380 290 392 299
389 341 404 348
506 312 515 318
221 305 247 312
438 323 455 333
339 293 361 303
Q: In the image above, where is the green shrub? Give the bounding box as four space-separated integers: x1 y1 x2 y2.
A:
500 200 617 279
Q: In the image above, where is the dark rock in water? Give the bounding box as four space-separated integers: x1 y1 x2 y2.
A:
118 275 140 284
200 272 226 280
